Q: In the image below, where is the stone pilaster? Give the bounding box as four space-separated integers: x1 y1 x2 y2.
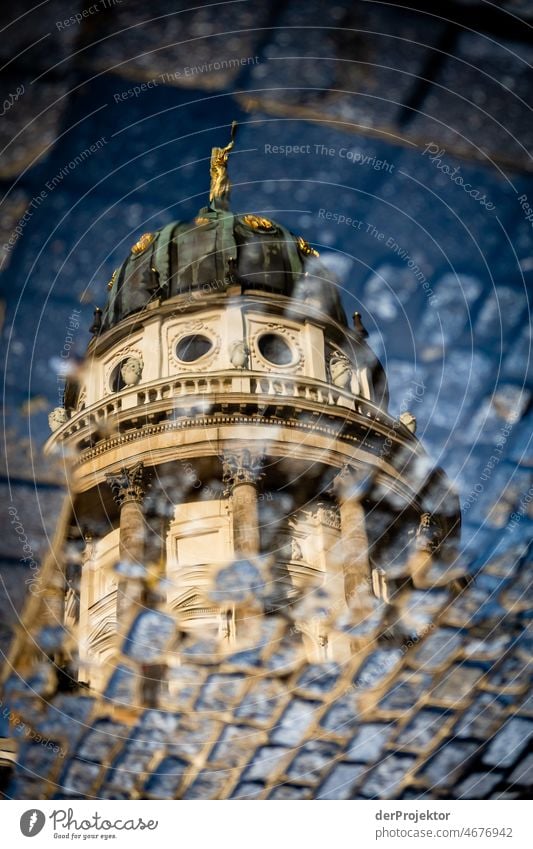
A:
222 449 263 558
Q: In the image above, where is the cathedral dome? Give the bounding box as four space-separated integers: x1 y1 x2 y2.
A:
101 207 347 332
101 122 347 332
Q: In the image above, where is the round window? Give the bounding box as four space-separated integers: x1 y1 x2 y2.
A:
175 334 213 363
110 362 125 392
257 333 293 366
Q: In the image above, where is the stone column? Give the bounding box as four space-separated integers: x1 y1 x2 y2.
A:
333 466 370 605
106 461 146 619
222 449 263 558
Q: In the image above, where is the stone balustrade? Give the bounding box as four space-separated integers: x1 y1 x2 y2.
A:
46 370 408 455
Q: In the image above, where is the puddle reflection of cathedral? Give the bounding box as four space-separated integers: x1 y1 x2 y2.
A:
43 124 460 690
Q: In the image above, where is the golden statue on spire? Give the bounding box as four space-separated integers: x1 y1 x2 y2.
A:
209 121 238 206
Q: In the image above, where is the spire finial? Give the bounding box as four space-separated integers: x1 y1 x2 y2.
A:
209 121 238 208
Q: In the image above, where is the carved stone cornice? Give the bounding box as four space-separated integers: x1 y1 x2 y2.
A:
106 461 145 507
221 449 264 492
72 413 407 470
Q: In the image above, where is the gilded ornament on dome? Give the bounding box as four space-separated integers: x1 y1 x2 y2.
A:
209 121 238 205
131 232 155 255
107 268 118 290
194 216 210 226
296 235 319 257
242 214 275 232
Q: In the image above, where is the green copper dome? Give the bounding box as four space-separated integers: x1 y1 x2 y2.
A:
100 123 347 332
101 207 348 331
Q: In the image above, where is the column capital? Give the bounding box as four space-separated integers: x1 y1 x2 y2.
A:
106 461 145 507
331 464 373 503
221 449 264 492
